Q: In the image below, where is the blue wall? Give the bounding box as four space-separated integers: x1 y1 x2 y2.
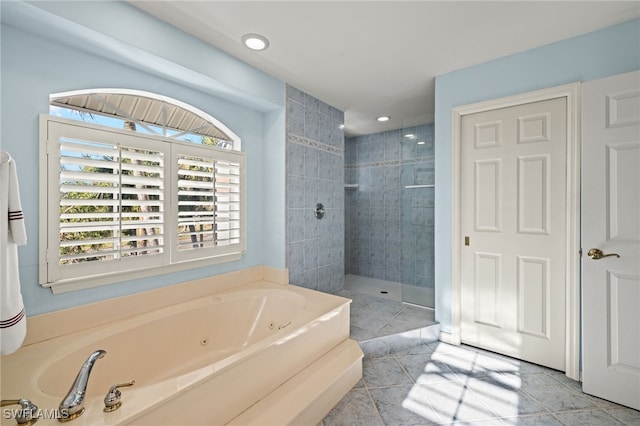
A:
1 1 286 315
434 19 640 333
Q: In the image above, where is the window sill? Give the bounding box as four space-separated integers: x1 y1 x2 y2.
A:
41 252 244 294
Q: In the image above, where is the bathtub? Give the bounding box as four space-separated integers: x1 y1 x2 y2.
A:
1 279 363 425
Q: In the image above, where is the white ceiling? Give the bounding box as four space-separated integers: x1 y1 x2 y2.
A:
130 1 640 136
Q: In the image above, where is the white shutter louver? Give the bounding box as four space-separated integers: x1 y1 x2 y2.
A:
176 154 242 253
177 155 215 250
215 160 241 246
58 137 165 265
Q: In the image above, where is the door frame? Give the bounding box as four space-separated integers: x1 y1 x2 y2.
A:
449 83 581 380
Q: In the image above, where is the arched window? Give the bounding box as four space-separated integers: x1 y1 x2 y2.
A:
49 89 241 150
40 89 246 293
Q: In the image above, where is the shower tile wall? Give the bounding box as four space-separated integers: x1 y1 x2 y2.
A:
286 85 345 292
345 124 434 290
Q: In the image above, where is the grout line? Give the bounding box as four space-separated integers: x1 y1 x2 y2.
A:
363 379 389 425
363 383 420 390
456 352 507 421
393 354 447 423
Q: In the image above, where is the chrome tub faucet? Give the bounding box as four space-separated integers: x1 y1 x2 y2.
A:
58 350 106 422
0 399 39 425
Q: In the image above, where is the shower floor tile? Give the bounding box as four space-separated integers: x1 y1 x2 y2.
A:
334 288 436 342
344 274 402 302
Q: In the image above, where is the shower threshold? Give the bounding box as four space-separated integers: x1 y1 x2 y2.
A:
338 275 439 357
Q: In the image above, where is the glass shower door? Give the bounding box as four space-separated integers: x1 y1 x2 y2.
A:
401 116 435 308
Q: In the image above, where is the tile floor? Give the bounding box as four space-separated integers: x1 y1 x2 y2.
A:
322 285 640 426
334 288 437 342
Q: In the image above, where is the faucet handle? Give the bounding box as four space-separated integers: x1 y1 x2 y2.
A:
103 380 135 412
0 399 38 425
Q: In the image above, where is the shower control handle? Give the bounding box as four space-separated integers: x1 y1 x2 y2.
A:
314 203 326 220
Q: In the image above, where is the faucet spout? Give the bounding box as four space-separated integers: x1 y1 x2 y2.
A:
59 349 106 422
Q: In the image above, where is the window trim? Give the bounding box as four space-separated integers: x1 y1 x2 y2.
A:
39 114 246 294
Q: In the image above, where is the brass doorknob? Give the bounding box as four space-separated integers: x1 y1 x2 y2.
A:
587 248 620 260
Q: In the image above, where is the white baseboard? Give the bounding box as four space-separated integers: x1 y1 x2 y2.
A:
439 329 461 346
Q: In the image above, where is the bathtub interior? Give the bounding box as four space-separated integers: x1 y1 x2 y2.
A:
37 288 308 398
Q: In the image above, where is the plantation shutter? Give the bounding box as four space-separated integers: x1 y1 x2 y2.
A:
46 121 169 282
213 159 241 246
59 138 165 262
173 145 245 262
177 155 215 250
41 116 244 291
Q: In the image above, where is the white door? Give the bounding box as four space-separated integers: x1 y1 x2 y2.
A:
582 70 640 410
460 97 567 370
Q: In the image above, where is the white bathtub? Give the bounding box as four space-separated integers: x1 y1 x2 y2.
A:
1 279 363 425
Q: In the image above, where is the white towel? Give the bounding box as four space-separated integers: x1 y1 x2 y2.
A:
1 151 27 355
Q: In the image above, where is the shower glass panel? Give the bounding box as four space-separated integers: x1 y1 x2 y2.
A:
401 116 435 308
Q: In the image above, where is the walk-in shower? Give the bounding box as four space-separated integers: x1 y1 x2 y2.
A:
344 118 434 308
283 84 434 308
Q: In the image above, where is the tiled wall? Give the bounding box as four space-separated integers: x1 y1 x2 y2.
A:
344 129 403 281
286 85 345 292
345 123 435 291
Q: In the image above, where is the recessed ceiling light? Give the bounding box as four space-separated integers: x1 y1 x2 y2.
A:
404 133 415 139
417 141 426 145
242 33 269 51
377 116 390 122
339 124 345 130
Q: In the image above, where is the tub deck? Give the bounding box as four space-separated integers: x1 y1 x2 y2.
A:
1 271 363 426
